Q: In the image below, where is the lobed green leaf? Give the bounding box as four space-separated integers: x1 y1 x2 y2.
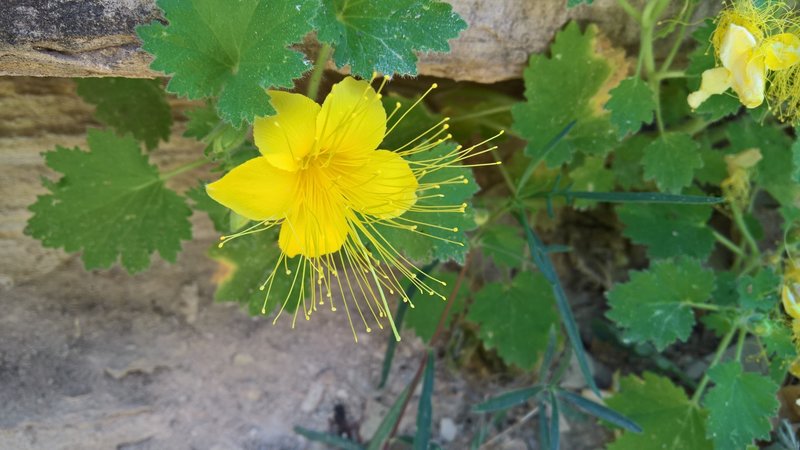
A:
25 129 192 273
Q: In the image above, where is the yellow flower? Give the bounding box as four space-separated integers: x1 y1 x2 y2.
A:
206 76 498 340
783 260 800 320
688 0 800 115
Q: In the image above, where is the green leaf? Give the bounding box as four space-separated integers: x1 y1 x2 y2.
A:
556 389 641 433
616 202 715 260
642 133 703 194
569 156 615 209
184 103 219 140
137 0 317 126
25 129 192 273
468 272 559 369
512 22 618 167
612 135 651 190
414 351 435 450
186 184 231 233
473 386 544 413
605 78 656 138
605 373 712 450
75 78 172 150
315 0 466 78
704 362 779 450
695 144 728 186
686 20 741 121
606 258 715 350
727 117 798 206
404 270 467 342
367 386 412 450
793 135 800 183
737 268 780 312
207 229 294 315
762 320 798 383
479 224 525 269
567 0 593 6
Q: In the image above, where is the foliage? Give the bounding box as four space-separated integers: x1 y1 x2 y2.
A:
468 272 559 369
26 129 192 273
606 258 715 351
75 78 172 150
315 0 466 78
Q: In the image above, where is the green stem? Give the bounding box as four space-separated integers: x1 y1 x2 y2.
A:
732 206 760 259
691 325 738 405
160 158 209 181
307 44 333 101
659 0 696 74
684 302 722 312
735 327 747 361
491 151 517 196
713 230 745 256
615 0 642 22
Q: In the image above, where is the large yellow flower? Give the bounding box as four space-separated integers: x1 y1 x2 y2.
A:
206 76 497 341
688 0 800 114
208 77 418 259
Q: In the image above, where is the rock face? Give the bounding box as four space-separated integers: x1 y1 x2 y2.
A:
0 0 715 83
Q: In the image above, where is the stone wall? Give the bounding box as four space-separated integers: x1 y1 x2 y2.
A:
0 0 716 83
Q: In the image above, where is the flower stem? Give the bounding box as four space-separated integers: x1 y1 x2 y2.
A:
690 325 737 406
307 44 332 102
732 206 760 259
735 327 747 361
713 230 745 256
615 0 642 22
160 158 209 181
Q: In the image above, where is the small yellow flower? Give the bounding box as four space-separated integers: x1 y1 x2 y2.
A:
783 260 800 320
206 76 498 340
721 148 762 209
688 0 800 117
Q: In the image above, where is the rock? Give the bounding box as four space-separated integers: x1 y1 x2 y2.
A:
178 283 200 324
232 353 255 366
439 417 457 442
300 383 325 413
0 0 718 83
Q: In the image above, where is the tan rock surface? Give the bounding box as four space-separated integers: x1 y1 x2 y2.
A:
1 0 716 83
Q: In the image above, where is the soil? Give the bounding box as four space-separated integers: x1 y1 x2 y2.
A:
0 227 610 450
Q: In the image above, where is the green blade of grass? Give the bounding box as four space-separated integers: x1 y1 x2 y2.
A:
414 351 435 450
556 389 642 433
367 386 412 450
473 385 544 413
515 208 599 397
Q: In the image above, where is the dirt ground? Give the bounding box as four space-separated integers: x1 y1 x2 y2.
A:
0 229 611 450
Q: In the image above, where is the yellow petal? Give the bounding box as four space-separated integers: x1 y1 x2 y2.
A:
761 33 800 71
687 67 732 109
253 91 320 172
206 157 296 221
278 187 350 258
336 150 418 219
717 24 765 108
719 24 758 71
316 77 386 159
731 55 766 108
